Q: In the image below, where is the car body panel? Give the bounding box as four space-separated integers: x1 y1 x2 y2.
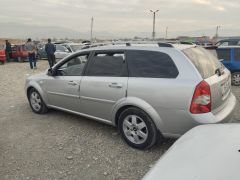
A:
0 49 6 62
217 46 240 73
143 124 240 180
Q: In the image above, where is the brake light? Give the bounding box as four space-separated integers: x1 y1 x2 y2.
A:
190 81 211 114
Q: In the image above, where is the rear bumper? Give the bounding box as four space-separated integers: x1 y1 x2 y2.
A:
191 92 237 124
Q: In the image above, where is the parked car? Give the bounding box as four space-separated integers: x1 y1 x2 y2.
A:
216 38 240 46
55 43 84 60
0 49 6 64
37 44 48 60
54 44 71 60
143 124 240 180
11 44 28 61
215 46 240 86
25 45 236 149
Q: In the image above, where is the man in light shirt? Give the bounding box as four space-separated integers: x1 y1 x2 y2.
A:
25 38 37 69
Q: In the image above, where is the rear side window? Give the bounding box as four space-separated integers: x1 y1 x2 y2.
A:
126 50 178 78
183 47 221 79
234 48 240 61
216 49 231 61
86 52 126 77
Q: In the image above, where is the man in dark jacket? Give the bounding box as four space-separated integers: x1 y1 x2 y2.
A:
45 38 56 68
5 40 12 62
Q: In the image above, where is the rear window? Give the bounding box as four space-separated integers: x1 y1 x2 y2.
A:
183 47 221 79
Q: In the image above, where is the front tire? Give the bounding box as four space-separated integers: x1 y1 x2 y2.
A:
232 72 240 86
28 88 48 114
118 107 158 150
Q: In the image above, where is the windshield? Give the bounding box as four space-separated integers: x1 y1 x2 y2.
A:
183 47 221 79
70 45 82 52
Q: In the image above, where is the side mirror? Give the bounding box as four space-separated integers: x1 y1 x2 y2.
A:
47 68 54 76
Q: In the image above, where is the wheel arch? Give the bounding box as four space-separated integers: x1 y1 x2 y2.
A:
112 97 164 133
26 81 48 105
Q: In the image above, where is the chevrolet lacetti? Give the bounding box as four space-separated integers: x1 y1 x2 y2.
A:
25 44 236 149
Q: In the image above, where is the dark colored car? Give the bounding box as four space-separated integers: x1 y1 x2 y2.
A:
216 46 240 86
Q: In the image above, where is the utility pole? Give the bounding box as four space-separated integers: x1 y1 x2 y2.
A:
165 26 168 40
90 17 94 44
150 10 159 40
215 26 220 38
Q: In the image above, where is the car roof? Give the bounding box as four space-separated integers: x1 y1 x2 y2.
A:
82 44 196 52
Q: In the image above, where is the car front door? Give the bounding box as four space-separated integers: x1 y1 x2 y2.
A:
80 51 128 122
44 53 89 112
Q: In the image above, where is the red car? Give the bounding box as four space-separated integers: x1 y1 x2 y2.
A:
0 49 6 64
11 45 29 61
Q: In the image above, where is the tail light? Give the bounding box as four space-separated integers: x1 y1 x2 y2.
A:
190 81 211 114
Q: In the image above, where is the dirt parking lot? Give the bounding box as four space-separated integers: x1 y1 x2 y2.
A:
0 61 240 180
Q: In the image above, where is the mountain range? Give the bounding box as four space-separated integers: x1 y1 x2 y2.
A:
0 22 239 39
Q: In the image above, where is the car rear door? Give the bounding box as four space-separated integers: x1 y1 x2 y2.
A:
183 47 231 112
80 50 128 122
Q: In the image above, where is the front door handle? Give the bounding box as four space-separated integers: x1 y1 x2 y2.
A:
68 81 78 86
108 82 123 88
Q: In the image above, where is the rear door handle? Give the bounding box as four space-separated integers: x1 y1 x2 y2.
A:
108 82 123 88
68 81 78 86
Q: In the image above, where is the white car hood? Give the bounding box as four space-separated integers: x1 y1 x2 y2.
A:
143 124 240 180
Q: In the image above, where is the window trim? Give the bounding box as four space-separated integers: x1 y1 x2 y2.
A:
84 50 128 77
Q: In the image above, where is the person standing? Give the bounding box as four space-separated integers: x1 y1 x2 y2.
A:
45 38 56 68
25 38 37 69
5 40 12 62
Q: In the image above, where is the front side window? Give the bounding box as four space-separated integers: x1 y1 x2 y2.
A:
57 54 89 76
86 51 126 77
216 49 231 61
126 50 179 78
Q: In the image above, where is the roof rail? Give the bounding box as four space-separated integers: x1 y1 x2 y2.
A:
157 42 174 47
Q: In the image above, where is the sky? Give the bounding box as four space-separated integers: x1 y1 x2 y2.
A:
0 0 239 38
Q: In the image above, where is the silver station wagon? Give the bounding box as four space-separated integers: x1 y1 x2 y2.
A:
25 44 236 149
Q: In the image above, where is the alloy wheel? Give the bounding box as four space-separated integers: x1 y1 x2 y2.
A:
122 115 148 144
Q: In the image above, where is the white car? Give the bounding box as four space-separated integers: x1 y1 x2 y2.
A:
143 124 240 180
55 43 84 60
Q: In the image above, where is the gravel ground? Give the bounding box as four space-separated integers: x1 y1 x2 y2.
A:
0 61 240 180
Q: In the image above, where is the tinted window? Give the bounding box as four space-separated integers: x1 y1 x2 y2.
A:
127 50 178 78
57 54 89 76
183 47 221 79
234 48 240 61
216 49 231 61
86 52 126 77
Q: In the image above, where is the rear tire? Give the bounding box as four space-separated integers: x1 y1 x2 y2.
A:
118 107 158 150
28 88 48 114
232 72 240 86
